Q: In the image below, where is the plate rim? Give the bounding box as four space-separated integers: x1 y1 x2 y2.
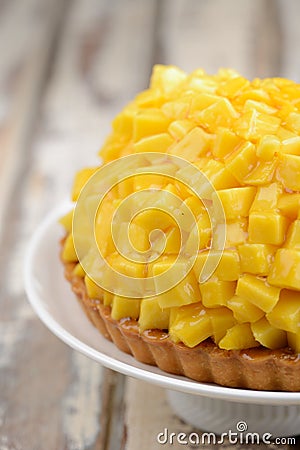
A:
24 202 300 405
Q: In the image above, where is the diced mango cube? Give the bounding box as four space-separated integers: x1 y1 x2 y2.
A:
213 187 256 220
212 127 242 159
287 332 300 353
281 136 300 156
251 317 287 349
72 262 85 278
85 275 103 299
208 307 236 344
62 234 78 262
107 253 146 278
277 153 300 191
267 249 300 291
248 212 288 245
218 323 259 350
227 295 265 323
278 193 300 220
256 135 280 160
169 127 212 161
184 213 211 255
168 119 196 140
284 220 300 250
59 209 74 233
150 64 186 94
133 109 171 142
139 297 170 331
250 183 282 212
195 98 239 132
200 279 236 308
103 291 114 306
201 160 239 191
169 303 212 347
193 250 240 282
155 270 201 309
133 133 173 153
236 274 281 313
266 290 300 333
111 295 141 321
72 167 98 201
217 76 250 98
238 243 276 275
235 110 280 141
224 141 257 183
244 159 278 185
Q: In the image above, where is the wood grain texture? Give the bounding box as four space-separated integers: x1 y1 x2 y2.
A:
1 0 300 448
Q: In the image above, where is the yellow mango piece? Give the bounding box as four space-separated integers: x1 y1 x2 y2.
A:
287 332 300 353
245 158 278 185
107 253 146 278
193 250 240 282
150 64 186 94
278 193 300 220
285 112 300 133
139 297 170 332
224 141 257 184
195 98 239 132
266 290 300 333
267 248 300 291
201 160 239 191
189 93 221 112
133 209 174 233
72 167 98 201
112 109 135 139
251 317 287 349
227 295 265 323
133 109 171 142
212 127 242 159
208 307 236 344
277 153 300 191
85 275 103 299
217 76 250 98
235 110 280 141
236 274 281 313
103 291 113 306
219 323 259 350
248 212 289 245
155 270 201 309
168 119 196 140
170 303 212 348
221 219 248 247
59 209 73 233
214 187 256 220
184 196 206 219
281 136 300 156
200 279 236 308
256 135 280 161
111 295 141 321
72 262 85 278
184 213 211 255
250 183 282 212
162 100 191 120
62 234 78 262
169 127 212 161
243 100 277 115
133 133 173 153
284 220 300 250
238 243 276 275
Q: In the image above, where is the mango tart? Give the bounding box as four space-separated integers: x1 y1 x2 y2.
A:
60 66 300 390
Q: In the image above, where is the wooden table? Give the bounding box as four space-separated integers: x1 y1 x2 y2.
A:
1 1 300 448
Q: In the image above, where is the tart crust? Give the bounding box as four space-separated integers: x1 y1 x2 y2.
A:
63 259 300 391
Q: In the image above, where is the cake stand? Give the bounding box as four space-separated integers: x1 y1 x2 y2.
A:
24 203 300 438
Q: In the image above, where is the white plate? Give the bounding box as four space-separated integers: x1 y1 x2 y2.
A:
24 202 300 406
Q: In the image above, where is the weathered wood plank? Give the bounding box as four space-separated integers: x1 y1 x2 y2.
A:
0 0 158 449
159 0 286 80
